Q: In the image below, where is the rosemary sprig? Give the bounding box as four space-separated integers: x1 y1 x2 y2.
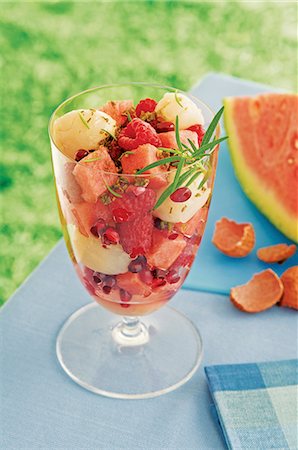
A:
174 91 184 108
78 111 90 129
137 106 227 209
125 111 132 122
137 156 181 174
82 157 102 163
201 106 224 146
119 150 135 160
101 128 115 140
104 181 122 198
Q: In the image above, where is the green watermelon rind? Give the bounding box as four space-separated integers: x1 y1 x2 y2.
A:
224 97 298 244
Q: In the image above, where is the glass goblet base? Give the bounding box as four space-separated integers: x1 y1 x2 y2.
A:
56 302 203 399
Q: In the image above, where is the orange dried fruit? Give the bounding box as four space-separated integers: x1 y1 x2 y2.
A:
212 217 255 257
279 266 298 310
230 269 283 313
257 243 296 264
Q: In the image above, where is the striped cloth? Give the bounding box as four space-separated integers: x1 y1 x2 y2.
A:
205 360 298 449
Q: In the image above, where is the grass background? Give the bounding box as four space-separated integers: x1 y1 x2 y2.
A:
0 1 297 305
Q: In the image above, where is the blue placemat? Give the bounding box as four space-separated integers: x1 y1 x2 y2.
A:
205 360 298 450
184 73 297 295
1 242 297 450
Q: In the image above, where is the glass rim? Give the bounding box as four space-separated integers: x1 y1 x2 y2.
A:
49 82 220 176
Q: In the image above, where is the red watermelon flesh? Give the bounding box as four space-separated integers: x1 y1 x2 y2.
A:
121 144 168 189
224 93 298 243
73 147 118 203
101 100 133 127
72 199 113 237
159 130 198 150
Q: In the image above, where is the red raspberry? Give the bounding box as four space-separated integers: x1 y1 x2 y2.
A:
136 98 157 117
109 186 156 255
187 124 205 146
118 118 161 151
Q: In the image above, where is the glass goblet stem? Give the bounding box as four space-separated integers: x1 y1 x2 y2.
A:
112 315 149 346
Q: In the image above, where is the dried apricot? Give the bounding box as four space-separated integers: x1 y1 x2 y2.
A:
230 269 283 313
257 244 296 264
280 266 298 310
212 217 255 257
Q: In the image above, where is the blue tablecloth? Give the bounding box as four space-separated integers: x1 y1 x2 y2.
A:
1 238 297 449
1 74 297 449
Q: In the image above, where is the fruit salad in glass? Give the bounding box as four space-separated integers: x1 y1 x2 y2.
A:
50 84 224 398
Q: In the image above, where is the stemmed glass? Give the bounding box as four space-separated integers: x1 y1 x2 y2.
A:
49 83 220 399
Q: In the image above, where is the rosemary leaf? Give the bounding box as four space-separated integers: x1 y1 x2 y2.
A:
201 106 224 146
185 170 202 188
101 128 115 139
175 116 184 153
174 91 184 108
136 156 180 174
78 112 90 129
106 183 122 198
153 182 176 210
83 158 101 163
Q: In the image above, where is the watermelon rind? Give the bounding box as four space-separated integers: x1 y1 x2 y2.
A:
224 98 298 243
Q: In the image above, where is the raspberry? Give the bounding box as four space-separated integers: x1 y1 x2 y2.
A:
136 98 157 117
187 124 205 146
109 186 156 255
118 118 161 151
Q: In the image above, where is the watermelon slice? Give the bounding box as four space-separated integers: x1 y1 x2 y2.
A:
73 147 117 203
224 93 298 243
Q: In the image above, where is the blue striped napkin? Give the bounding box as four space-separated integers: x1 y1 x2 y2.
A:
205 360 298 449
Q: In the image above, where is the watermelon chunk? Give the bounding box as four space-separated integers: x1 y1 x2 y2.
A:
72 199 113 236
175 207 208 237
117 272 151 296
159 130 198 150
224 93 298 242
73 147 117 203
101 100 133 127
146 229 186 270
121 144 167 189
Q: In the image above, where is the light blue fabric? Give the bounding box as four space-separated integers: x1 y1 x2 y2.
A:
185 73 297 294
1 242 297 449
205 360 298 449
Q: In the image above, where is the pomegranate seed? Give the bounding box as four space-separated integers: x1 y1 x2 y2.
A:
93 272 105 284
90 219 106 237
104 276 116 288
166 270 180 284
153 269 168 279
120 302 130 308
75 149 89 161
139 269 153 285
152 278 167 288
102 227 119 245
170 187 192 203
168 232 179 240
128 256 147 273
112 207 132 223
120 288 132 303
102 285 112 294
156 121 174 133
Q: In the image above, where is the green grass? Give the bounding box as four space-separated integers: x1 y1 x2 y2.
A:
0 1 296 305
